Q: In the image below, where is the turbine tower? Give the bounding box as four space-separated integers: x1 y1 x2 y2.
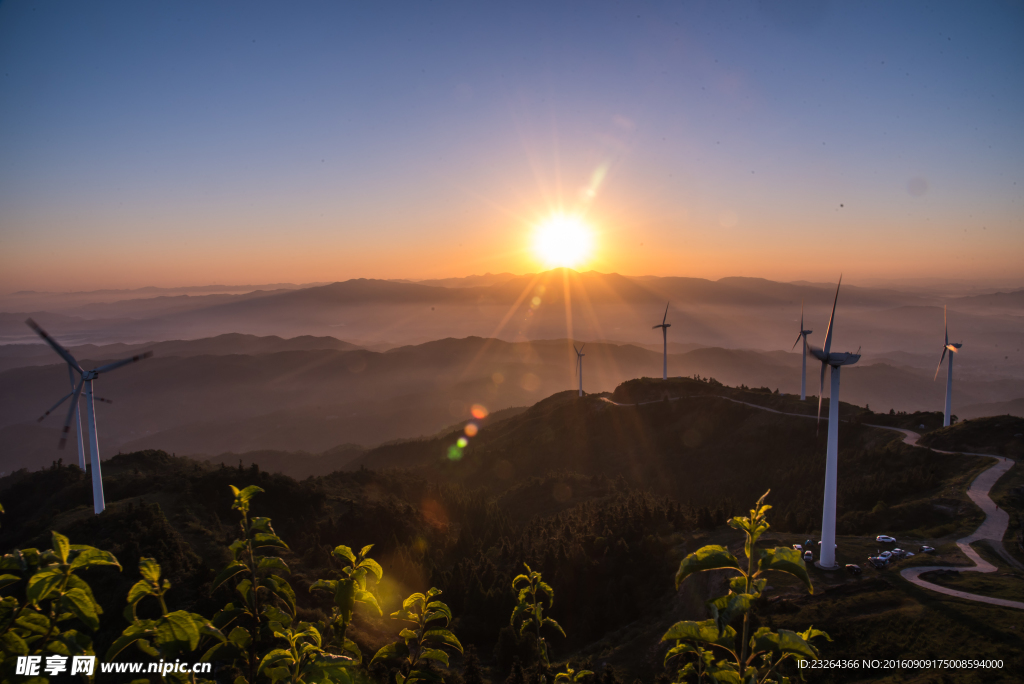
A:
934 306 962 427
652 302 671 381
808 278 860 570
791 301 813 401
27 319 152 514
573 344 585 396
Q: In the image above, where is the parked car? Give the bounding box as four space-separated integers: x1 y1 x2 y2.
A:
867 556 889 569
891 548 906 559
879 551 893 560
793 544 803 551
921 545 936 554
803 550 814 563
876 535 896 543
845 564 862 576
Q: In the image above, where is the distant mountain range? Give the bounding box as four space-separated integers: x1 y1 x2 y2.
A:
2 271 1022 377
1 333 1020 476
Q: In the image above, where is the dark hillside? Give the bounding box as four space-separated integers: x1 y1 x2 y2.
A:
918 415 1024 457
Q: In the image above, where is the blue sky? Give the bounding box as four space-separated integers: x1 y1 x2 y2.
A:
1 0 1022 290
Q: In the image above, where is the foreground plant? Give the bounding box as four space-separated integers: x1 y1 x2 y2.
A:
310 543 383 662
510 564 564 665
662 491 830 683
0 531 120 682
371 587 463 684
201 485 299 683
107 557 224 682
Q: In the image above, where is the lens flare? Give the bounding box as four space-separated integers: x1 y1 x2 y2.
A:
457 437 468 448
533 214 593 268
471 404 489 419
465 422 478 437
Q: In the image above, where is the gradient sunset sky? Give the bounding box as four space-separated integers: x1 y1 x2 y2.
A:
1 1 1022 292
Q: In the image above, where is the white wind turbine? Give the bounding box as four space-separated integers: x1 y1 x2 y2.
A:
791 301 813 401
573 344 585 396
27 319 152 514
808 278 860 570
934 306 963 427
652 302 671 380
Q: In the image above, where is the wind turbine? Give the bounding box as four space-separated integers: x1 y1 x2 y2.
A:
791 301 813 401
27 319 152 514
652 302 671 381
573 344 585 396
808 278 860 570
934 306 962 427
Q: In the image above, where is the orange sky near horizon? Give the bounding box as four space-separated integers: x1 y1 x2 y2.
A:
2 2 1022 294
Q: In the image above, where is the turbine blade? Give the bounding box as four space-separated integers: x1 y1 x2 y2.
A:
652 324 661 330
934 347 947 380
792 332 803 350
58 381 85 449
800 300 804 330
92 350 153 374
662 302 669 326
580 343 585 352
25 318 83 372
944 305 948 346
822 277 841 357
37 391 74 422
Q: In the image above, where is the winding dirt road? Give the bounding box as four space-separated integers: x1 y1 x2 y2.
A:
600 393 1024 609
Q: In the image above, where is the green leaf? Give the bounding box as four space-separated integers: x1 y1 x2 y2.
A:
758 547 813 594
333 545 357 564
419 648 450 667
403 592 426 610
51 531 70 564
707 593 754 635
749 628 819 661
370 641 409 666
310 578 337 594
253 533 288 549
231 485 264 511
543 617 567 638
1 631 29 656
423 628 463 653
259 557 290 575
26 566 65 603
728 576 766 597
126 579 156 608
69 547 121 571
212 561 248 593
107 623 156 661
270 574 297 616
61 587 100 630
661 619 737 651
355 589 382 616
675 546 742 589
258 648 296 676
0 573 19 591
157 610 202 651
15 611 51 634
359 557 383 581
799 625 831 643
137 557 161 583
228 625 252 649
250 517 275 534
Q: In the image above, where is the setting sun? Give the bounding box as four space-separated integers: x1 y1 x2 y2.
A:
533 214 594 269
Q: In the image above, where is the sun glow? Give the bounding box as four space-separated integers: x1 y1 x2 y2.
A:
533 214 594 269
